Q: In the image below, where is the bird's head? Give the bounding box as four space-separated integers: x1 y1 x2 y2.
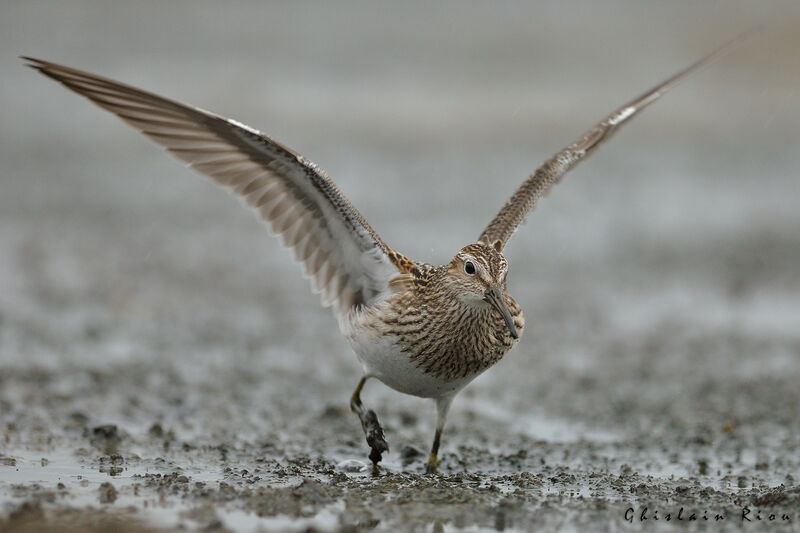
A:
446 243 518 339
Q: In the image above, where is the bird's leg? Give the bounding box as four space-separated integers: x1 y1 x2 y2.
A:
425 428 443 474
350 376 388 473
425 396 454 474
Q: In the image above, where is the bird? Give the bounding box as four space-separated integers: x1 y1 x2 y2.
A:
23 37 745 474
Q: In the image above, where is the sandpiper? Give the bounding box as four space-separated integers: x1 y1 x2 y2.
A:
24 37 743 473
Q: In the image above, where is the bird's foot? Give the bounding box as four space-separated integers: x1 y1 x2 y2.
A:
425 452 438 474
363 407 389 467
351 395 389 471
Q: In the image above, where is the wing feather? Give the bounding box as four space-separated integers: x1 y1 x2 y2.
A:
24 57 409 313
478 34 752 251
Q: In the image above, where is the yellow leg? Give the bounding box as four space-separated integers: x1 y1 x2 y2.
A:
425 397 453 474
425 428 442 474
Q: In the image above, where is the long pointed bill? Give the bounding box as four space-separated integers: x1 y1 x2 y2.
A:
484 286 518 339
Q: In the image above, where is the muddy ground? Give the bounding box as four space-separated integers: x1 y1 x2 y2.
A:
2 2 800 532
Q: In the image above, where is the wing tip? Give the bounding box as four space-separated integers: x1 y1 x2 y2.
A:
21 56 46 71
21 56 70 85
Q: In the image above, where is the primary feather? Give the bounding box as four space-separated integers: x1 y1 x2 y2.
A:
478 33 751 251
23 57 409 314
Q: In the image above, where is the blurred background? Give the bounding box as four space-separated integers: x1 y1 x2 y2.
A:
1 1 799 530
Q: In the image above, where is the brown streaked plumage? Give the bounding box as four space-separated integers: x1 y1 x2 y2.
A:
22 36 745 474
372 244 521 382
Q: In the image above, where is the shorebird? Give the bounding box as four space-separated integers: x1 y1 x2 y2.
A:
24 38 743 473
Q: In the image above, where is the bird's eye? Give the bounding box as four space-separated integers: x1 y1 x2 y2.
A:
464 261 476 275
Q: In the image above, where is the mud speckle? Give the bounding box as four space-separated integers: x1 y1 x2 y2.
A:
400 445 423 466
98 482 118 504
90 425 121 454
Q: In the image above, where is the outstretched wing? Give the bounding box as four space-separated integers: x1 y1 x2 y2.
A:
478 35 750 251
24 57 407 314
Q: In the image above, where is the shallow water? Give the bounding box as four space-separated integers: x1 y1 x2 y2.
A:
2 2 800 532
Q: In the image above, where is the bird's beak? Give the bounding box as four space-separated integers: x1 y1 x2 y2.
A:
484 286 518 339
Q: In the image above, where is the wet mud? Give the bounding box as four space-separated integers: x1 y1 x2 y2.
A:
2 339 800 532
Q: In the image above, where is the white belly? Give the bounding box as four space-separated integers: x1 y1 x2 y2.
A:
339 309 476 399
